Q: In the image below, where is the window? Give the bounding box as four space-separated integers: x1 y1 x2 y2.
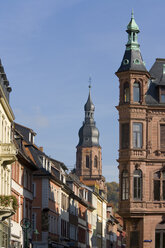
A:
32 183 36 198
133 169 142 200
160 86 165 103
70 224 77 240
124 82 129 103
160 125 165 149
121 170 129 200
133 123 142 148
86 155 89 168
94 156 98 168
133 82 140 102
154 171 165 201
61 219 69 238
121 123 129 149
24 170 27 188
155 222 165 248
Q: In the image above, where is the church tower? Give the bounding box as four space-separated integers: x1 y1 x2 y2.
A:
76 85 106 195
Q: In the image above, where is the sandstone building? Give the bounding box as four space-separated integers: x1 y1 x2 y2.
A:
116 11 165 248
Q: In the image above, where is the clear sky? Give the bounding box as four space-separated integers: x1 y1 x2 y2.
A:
1 0 165 182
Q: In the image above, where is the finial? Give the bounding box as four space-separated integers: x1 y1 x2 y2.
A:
131 9 134 19
88 76 92 90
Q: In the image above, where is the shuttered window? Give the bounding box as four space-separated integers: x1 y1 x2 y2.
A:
160 125 165 149
121 123 129 149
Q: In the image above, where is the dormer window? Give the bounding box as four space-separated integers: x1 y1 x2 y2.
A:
29 132 34 144
160 86 165 103
42 156 45 168
133 82 140 102
123 82 130 103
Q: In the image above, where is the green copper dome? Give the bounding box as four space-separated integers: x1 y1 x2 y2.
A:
126 10 140 51
127 10 139 33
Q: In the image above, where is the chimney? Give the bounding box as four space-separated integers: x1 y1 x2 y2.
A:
39 147 43 152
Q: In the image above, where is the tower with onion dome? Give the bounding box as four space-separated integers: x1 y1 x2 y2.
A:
76 83 106 196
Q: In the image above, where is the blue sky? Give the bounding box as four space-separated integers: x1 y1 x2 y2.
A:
1 0 165 182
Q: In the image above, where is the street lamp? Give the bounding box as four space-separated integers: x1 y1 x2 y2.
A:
20 218 31 248
34 229 39 242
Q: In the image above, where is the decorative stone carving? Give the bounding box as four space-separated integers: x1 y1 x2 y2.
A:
160 118 165 122
134 163 140 169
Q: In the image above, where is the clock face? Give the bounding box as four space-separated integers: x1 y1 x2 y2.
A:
20 218 31 230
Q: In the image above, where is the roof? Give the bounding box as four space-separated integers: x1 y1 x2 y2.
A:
14 129 38 171
77 90 100 147
117 49 147 73
146 58 165 105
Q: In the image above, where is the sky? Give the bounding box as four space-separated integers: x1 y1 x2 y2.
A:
1 0 165 182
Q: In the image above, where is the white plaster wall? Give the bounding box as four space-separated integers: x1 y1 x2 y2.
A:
11 221 23 244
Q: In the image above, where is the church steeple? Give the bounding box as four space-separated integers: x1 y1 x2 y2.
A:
77 84 100 147
75 83 105 193
117 11 147 73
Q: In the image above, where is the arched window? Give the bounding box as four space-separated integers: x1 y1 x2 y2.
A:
133 169 142 200
121 170 129 200
155 221 165 247
86 155 89 168
123 82 129 103
154 171 165 201
133 82 140 102
94 156 98 168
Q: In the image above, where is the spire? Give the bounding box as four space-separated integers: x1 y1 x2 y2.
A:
126 10 140 51
117 10 147 73
77 83 100 147
84 77 95 112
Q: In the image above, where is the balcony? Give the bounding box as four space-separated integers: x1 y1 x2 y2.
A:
119 149 146 159
0 195 18 221
0 143 17 165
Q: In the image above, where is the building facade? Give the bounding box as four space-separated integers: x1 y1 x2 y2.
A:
11 123 38 248
116 11 165 248
0 61 17 248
